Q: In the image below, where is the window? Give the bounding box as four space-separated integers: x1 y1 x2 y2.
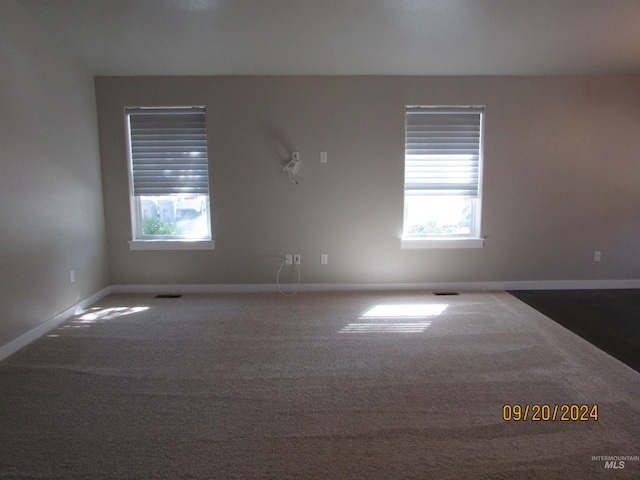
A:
401 106 484 249
126 107 213 250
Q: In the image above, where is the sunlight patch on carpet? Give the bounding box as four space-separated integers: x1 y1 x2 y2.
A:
339 303 447 333
77 306 149 322
46 306 150 336
361 303 447 318
339 322 433 333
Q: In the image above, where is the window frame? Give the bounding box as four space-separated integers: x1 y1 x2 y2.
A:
125 106 214 251
401 106 485 249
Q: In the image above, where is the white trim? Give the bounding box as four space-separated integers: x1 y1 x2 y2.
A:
401 237 485 249
111 284 279 294
495 279 640 290
111 279 640 295
0 286 112 362
128 240 215 251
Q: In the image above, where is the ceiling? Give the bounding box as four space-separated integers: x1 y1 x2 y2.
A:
15 0 640 76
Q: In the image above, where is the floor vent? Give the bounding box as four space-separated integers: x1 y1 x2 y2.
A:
434 292 459 296
155 294 183 299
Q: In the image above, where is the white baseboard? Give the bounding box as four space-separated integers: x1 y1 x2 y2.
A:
0 286 112 362
111 279 640 295
486 279 640 291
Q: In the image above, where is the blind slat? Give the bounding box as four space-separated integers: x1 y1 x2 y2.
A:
405 108 482 197
128 108 210 196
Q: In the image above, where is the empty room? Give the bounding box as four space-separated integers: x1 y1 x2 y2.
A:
1 1 639 478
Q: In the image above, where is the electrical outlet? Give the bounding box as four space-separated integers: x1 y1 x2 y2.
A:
294 254 301 265
69 270 75 283
285 254 293 265
321 254 328 265
594 251 601 262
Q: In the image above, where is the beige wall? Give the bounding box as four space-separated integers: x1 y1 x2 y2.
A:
95 75 640 286
0 1 109 346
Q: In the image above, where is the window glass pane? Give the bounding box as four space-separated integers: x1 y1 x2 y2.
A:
139 195 210 238
404 196 474 236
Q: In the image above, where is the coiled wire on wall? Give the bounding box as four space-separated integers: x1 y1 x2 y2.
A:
276 257 301 297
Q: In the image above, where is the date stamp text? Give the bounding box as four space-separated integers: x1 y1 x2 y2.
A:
502 404 598 421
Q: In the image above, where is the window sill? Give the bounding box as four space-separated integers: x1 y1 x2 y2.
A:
400 237 484 249
129 240 215 251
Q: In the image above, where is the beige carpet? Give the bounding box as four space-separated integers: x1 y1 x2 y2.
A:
0 291 638 479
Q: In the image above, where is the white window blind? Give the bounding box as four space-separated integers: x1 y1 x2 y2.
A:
127 107 209 196
405 107 483 197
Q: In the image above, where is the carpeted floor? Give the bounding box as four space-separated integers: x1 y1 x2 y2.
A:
0 291 638 479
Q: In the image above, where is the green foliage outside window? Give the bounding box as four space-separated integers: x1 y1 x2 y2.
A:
406 222 449 234
142 216 180 235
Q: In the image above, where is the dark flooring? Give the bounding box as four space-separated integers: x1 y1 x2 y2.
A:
509 289 640 373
